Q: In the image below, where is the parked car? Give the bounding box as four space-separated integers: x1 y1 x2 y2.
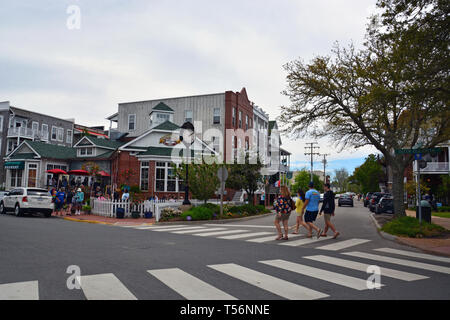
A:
0 188 53 217
375 196 394 214
369 192 391 212
338 194 354 207
364 192 374 207
0 191 8 202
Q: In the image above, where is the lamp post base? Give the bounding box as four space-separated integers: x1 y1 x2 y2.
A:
183 199 191 205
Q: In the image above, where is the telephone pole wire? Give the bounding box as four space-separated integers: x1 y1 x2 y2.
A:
304 142 320 183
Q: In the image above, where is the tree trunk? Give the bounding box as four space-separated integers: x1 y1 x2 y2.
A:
391 165 406 218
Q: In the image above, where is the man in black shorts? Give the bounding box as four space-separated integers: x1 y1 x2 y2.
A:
301 182 322 238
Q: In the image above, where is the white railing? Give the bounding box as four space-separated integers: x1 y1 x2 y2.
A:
7 127 48 140
414 162 449 173
91 199 243 222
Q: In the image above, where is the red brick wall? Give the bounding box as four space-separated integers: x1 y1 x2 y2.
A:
224 88 254 162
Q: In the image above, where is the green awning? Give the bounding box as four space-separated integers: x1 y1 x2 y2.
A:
4 161 25 169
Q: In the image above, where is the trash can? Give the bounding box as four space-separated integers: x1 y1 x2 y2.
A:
116 207 125 219
416 200 431 223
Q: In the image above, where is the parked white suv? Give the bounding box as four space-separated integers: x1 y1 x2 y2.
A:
0 188 53 217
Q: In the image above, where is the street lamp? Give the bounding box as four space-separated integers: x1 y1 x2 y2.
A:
179 121 194 205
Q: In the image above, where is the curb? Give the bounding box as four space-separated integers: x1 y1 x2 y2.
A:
369 213 398 242
62 216 154 227
369 213 450 257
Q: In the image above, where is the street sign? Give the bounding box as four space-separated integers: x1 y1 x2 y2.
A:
395 148 441 155
217 167 228 182
414 153 422 160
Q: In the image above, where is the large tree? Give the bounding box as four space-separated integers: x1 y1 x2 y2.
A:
333 168 349 193
291 170 323 194
280 0 449 217
351 154 384 194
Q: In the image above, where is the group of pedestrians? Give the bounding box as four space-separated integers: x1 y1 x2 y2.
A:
273 182 340 240
50 187 84 216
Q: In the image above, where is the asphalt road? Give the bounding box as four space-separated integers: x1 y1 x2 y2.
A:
0 199 449 300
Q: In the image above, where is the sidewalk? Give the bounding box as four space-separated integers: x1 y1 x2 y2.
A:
59 214 156 226
374 211 450 257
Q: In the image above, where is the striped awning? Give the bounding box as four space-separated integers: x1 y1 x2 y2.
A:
4 161 25 169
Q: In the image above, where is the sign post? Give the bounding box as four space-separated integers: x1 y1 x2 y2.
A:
217 167 228 219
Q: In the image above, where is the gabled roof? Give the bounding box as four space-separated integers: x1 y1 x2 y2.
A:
8 153 37 160
153 121 180 131
74 136 124 150
25 141 77 160
152 102 174 112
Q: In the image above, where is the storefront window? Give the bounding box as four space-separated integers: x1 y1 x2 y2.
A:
140 161 149 191
155 162 181 193
10 169 23 187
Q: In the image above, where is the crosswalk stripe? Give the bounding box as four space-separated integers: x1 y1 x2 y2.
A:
193 229 249 237
208 263 328 300
147 268 236 300
374 248 450 264
138 225 185 229
171 227 226 234
343 252 450 275
260 259 376 290
246 234 303 243
218 231 273 240
304 255 428 282
151 226 207 232
278 235 332 247
317 239 371 251
203 224 274 229
0 281 39 300
79 273 137 300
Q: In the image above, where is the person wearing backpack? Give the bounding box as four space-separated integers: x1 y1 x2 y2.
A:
274 186 294 241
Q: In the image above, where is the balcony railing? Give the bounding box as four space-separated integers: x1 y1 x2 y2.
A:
414 162 449 174
7 127 48 140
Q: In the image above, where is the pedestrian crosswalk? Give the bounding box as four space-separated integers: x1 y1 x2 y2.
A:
122 223 373 250
1 248 449 300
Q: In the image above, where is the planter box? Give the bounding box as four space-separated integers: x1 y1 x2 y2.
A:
144 212 153 219
116 208 125 219
131 211 141 219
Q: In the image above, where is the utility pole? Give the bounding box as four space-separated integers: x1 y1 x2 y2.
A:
321 153 330 184
304 142 320 183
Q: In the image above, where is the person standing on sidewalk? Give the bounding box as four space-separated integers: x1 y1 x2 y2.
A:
301 182 322 238
274 186 294 240
55 187 66 217
74 188 84 215
320 183 340 239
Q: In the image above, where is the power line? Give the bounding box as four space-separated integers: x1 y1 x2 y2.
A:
304 142 320 182
321 153 330 184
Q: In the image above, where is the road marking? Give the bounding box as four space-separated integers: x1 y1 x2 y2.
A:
343 252 450 275
304 255 428 282
171 227 226 234
0 281 39 300
193 229 249 237
278 235 331 246
137 225 185 229
151 226 207 232
246 234 303 243
218 231 273 240
374 248 450 264
204 224 274 229
79 273 137 300
317 239 371 251
260 259 376 290
147 268 236 300
208 263 328 300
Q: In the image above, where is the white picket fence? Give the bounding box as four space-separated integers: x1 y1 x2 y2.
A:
91 198 245 222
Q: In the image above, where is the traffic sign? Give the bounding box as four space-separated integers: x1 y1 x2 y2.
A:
414 153 422 160
217 167 228 182
395 148 441 155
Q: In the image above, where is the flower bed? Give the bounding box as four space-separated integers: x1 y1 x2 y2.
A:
179 204 271 222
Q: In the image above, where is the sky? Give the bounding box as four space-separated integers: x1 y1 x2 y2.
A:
0 0 381 177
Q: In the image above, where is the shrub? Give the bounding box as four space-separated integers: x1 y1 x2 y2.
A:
82 205 91 212
438 206 450 212
199 203 220 214
129 185 141 194
160 207 182 221
181 206 214 221
381 216 447 238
